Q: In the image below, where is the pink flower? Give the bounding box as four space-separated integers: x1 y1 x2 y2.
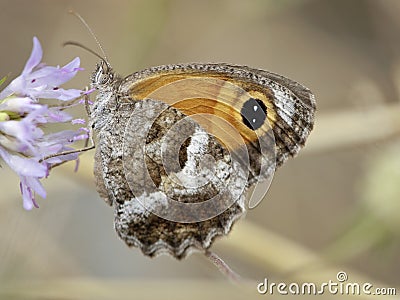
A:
0 37 83 101
0 37 89 210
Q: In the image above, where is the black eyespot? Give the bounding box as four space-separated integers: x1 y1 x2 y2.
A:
240 97 267 130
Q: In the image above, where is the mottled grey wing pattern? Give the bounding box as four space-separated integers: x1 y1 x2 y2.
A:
93 98 246 258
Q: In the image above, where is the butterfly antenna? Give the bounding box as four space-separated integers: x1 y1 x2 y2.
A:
63 41 108 65
68 10 110 65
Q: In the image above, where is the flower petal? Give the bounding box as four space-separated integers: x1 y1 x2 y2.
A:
31 87 83 101
20 175 46 210
0 96 40 114
0 120 36 154
0 77 25 99
71 118 86 125
23 175 46 198
28 57 81 88
23 37 43 75
46 107 73 123
0 146 47 177
35 130 82 163
20 181 35 210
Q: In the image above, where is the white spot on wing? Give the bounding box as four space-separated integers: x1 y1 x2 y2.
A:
124 191 168 217
272 87 295 127
175 128 210 187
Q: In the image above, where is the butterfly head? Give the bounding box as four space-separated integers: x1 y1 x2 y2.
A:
91 60 119 91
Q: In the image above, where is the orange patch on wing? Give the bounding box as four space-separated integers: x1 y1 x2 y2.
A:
128 72 276 149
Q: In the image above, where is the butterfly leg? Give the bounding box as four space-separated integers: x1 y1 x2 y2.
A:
48 93 86 110
40 90 96 166
41 144 95 163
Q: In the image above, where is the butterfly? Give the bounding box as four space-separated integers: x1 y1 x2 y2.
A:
88 60 315 259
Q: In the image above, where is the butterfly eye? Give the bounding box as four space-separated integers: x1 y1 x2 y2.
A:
92 61 112 86
240 97 268 130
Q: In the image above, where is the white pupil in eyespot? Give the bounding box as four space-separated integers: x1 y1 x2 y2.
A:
240 97 268 130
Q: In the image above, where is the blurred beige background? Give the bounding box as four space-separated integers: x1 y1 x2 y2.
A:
1 0 400 299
